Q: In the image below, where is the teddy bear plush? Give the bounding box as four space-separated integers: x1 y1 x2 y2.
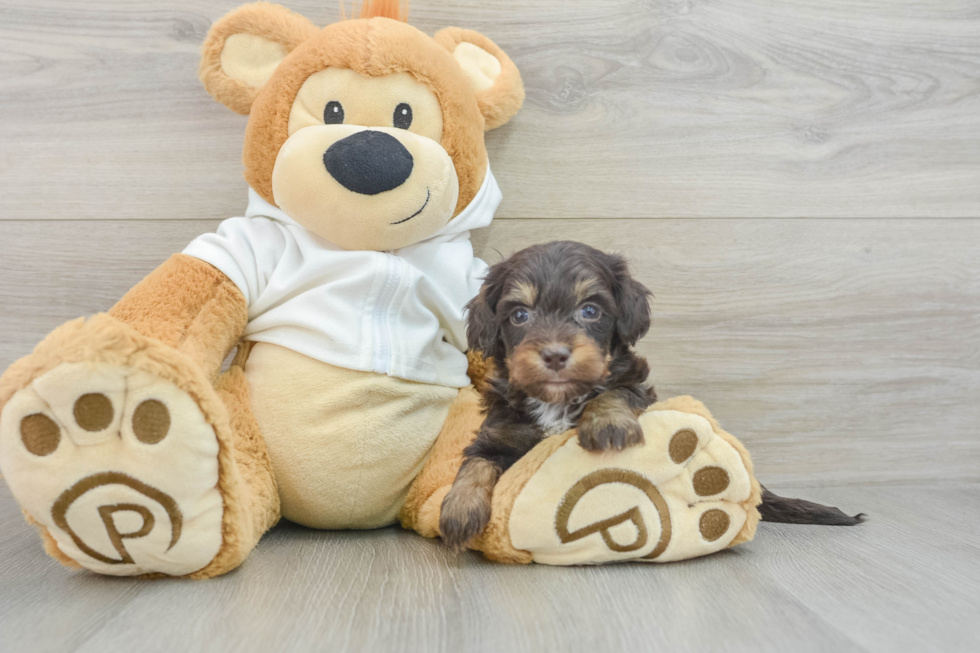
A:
0 1 762 578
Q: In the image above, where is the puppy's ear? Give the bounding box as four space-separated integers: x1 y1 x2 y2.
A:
465 286 500 356
434 28 525 130
199 3 318 115
465 263 506 355
610 256 652 347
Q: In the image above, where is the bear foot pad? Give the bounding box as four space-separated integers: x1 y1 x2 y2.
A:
507 409 755 565
0 363 224 576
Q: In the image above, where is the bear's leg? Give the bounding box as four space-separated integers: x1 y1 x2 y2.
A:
407 394 762 565
206 361 280 577
399 386 483 538
0 256 277 577
480 396 762 564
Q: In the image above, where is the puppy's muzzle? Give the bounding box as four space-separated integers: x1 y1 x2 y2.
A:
323 131 414 195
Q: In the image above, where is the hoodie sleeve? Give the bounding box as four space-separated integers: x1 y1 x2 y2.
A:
182 217 288 308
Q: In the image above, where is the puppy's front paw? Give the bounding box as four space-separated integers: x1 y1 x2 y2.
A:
439 487 492 552
577 409 645 452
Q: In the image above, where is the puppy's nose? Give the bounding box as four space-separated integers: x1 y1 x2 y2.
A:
323 131 414 195
541 346 571 371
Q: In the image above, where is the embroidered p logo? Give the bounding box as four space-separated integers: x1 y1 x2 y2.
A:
555 469 672 559
51 472 183 565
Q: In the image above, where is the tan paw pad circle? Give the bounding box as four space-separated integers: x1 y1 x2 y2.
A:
132 400 171 444
692 466 730 496
699 509 731 541
668 429 698 464
20 414 61 456
73 393 114 432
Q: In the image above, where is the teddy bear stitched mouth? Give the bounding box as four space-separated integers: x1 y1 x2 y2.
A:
390 188 431 225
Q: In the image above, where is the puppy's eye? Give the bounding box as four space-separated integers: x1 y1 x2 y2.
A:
393 103 413 129
324 101 344 124
510 307 530 326
579 304 601 322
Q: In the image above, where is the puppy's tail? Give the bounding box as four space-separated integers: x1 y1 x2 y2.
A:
759 485 866 526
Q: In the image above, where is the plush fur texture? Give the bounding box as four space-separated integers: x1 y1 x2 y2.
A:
201 4 523 219
213 364 281 568
0 251 270 578
0 313 281 578
108 254 248 381
399 386 484 536
199 2 319 115
404 394 764 564
494 396 762 562
341 0 409 22
433 28 525 131
654 396 763 547
243 343 456 529
241 18 488 216
465 350 494 393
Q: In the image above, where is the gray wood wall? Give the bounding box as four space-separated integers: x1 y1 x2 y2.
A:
2 0 978 486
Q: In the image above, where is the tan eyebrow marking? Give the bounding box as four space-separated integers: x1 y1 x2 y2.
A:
502 281 537 306
574 276 602 303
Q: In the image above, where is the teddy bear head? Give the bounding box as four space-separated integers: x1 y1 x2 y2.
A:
199 1 524 251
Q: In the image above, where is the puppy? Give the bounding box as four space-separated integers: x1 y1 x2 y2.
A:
439 241 656 550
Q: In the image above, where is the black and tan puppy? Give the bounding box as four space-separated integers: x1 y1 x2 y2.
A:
439 241 656 550
438 241 865 551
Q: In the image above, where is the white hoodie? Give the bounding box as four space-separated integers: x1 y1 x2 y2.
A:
183 167 500 388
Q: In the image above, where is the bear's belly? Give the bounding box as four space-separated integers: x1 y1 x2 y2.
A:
244 343 458 529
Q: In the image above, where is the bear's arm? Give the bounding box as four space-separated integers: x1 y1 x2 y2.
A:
108 254 248 381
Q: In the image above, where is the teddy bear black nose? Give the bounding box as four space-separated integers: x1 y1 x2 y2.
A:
322 131 414 195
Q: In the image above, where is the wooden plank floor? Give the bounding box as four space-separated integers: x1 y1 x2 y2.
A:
2 482 978 653
1 1 979 219
1 1 980 651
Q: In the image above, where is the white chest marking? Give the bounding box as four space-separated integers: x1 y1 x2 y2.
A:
525 396 588 437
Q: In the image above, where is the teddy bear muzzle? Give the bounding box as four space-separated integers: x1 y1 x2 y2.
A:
271 124 460 252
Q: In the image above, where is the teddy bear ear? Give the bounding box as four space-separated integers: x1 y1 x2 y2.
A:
199 2 319 115
434 28 525 130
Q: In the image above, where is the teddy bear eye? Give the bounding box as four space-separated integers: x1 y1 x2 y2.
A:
393 103 413 129
324 101 344 124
